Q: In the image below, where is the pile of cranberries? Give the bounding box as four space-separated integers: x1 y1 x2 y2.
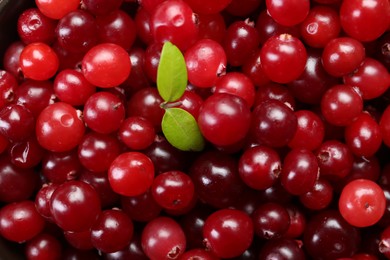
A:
0 0 390 259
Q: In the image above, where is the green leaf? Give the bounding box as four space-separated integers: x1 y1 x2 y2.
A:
162 108 205 152
157 42 187 102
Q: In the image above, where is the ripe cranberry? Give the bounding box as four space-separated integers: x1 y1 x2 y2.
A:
20 42 59 80
185 39 227 88
55 10 98 53
197 13 226 44
108 152 155 197
17 8 57 45
238 145 281 190
96 10 136 51
25 233 62 260
151 170 195 211
251 100 297 148
254 82 296 110
320 84 363 126
300 6 341 48
0 156 39 203
35 0 80 19
50 180 101 232
141 216 186 260
343 57 390 100
304 210 361 259
0 200 45 243
83 91 125 134
198 93 251 146
150 0 198 51
266 0 310 26
260 34 307 83
118 116 156 150
214 72 255 107
36 102 85 152
223 20 260 67
340 0 390 42
82 43 131 88
91 209 134 253
258 238 306 259
184 0 232 14
339 179 386 227
82 0 123 16
0 104 35 142
203 209 254 258
0 70 17 110
322 37 365 77
64 229 94 250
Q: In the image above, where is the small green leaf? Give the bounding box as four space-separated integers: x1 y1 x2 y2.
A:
162 108 205 152
157 42 187 102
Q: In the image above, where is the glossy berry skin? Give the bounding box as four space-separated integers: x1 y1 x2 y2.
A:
321 84 363 126
300 6 341 48
238 145 281 190
260 34 307 83
203 209 254 258
141 216 186 260
55 10 98 54
340 0 390 42
287 48 338 105
316 140 354 180
322 37 365 77
150 0 198 51
197 13 226 44
50 180 101 232
8 136 44 169
344 112 382 158
20 42 59 80
96 10 136 51
126 87 165 131
35 183 58 221
17 8 57 45
288 110 325 151
252 202 290 239
151 171 195 211
118 116 156 150
198 93 251 146
14 79 55 118
35 0 80 20
36 102 85 152
0 156 39 203
223 20 260 67
78 132 121 173
258 238 306 260
266 0 310 26
91 209 134 253
281 148 319 195
254 83 296 110
343 57 390 100
304 210 360 259
0 70 17 110
0 200 45 243
108 152 155 197
339 179 386 227
82 0 123 16
189 150 246 209
252 100 297 148
184 0 232 14
185 39 227 88
53 69 96 106
41 149 81 184
82 43 131 88
0 104 35 143
299 178 333 210
214 72 255 107
25 233 62 260
83 91 125 134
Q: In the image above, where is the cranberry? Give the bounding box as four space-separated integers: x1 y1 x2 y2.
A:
25 233 62 260
0 200 45 243
49 180 101 232
141 216 186 259
203 209 253 258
